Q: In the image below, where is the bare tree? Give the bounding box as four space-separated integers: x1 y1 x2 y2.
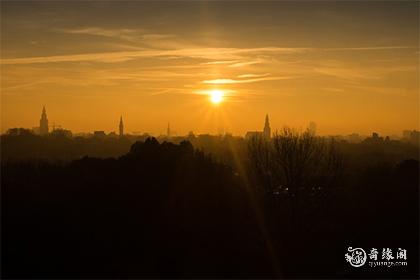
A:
247 126 344 228
247 134 275 196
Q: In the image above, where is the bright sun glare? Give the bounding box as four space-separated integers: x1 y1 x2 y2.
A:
210 89 224 104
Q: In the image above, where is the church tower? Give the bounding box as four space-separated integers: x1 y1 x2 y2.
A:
167 122 171 138
263 114 271 138
39 106 49 135
119 116 124 137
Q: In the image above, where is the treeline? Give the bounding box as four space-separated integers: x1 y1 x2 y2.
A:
2 139 272 278
245 129 418 278
1 128 418 170
1 128 134 160
1 131 419 278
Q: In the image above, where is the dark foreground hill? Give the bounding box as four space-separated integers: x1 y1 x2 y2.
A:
2 138 419 278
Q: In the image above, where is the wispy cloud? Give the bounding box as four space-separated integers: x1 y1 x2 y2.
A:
57 27 178 49
201 60 240 65
323 46 417 51
0 47 307 65
314 67 378 81
322 87 345 93
314 65 417 81
59 27 141 41
194 89 237 96
237 73 270 78
203 76 294 84
344 84 416 97
4 44 413 66
228 60 263 68
141 34 175 40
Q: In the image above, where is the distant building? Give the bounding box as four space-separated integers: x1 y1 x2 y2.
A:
108 131 118 138
245 131 263 139
246 114 271 140
32 127 40 135
372 132 380 139
308 121 317 135
39 106 49 135
263 114 271 138
402 130 419 145
187 131 195 140
347 133 361 143
167 122 171 138
119 116 124 137
94 131 106 138
402 130 411 139
363 132 384 144
7 128 34 136
50 128 72 138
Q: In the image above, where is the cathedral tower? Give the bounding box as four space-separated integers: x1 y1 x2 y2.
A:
167 122 171 138
39 106 49 135
119 116 124 137
263 114 271 139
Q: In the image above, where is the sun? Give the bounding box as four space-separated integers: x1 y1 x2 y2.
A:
209 89 224 104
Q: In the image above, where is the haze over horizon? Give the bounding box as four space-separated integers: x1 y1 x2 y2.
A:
1 1 419 136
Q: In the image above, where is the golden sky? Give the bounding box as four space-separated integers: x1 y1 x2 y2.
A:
1 1 419 136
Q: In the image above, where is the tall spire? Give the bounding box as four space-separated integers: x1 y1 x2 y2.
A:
119 116 124 137
167 122 171 138
263 114 271 138
39 106 49 135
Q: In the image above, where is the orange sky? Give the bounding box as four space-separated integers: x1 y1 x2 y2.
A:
1 2 419 136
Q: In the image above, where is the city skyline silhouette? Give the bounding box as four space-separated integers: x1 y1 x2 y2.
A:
1 1 418 279
1 2 418 136
6 105 419 140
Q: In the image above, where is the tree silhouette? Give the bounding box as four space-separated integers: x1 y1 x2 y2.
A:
1 134 419 278
248 126 344 230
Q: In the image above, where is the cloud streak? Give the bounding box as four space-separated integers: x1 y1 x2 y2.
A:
237 73 271 78
0 47 307 65
59 27 141 40
203 76 294 84
2 45 415 66
58 27 176 41
323 46 417 51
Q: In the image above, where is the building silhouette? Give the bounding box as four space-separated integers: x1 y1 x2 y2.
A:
167 123 171 138
246 114 271 140
119 116 124 137
50 128 72 138
94 131 106 138
308 121 317 135
263 114 271 138
39 106 49 135
402 129 419 144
